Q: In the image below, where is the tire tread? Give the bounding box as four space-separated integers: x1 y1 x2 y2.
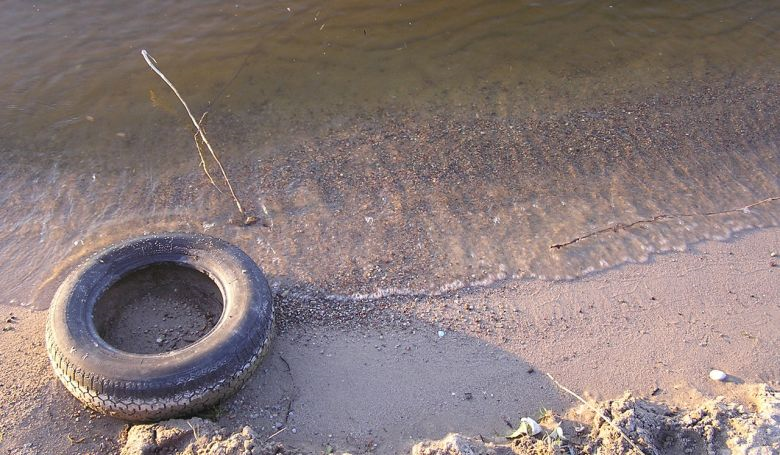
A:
45 318 273 421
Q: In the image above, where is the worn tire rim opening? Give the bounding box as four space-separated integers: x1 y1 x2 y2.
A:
93 263 224 355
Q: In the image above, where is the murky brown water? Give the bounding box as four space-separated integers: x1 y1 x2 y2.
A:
1 1 778 309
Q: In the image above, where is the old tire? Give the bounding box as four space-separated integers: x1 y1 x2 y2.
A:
45 233 274 422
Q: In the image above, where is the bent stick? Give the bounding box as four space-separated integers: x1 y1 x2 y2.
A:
141 49 246 217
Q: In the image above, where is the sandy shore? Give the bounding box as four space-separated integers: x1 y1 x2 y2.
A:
0 227 778 454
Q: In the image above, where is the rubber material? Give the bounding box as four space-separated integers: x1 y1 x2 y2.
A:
45 233 274 422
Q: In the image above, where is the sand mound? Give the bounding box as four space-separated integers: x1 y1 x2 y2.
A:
413 384 779 455
119 417 289 455
411 433 560 455
577 384 779 454
118 385 778 455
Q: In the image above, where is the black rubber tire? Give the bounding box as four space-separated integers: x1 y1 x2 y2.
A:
45 232 274 422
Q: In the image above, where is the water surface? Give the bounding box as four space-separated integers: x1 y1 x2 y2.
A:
1 0 778 308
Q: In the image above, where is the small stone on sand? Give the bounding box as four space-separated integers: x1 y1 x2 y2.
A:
709 369 727 382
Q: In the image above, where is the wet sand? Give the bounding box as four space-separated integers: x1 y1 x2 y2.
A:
1 227 777 454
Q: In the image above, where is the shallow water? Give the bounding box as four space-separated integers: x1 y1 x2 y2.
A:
1 1 778 309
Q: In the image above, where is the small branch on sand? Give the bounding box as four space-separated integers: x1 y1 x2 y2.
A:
264 427 286 442
279 355 295 424
550 196 780 250
546 373 645 454
186 420 200 440
141 49 258 226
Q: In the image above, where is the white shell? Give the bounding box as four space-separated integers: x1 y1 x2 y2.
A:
549 426 566 440
709 369 727 381
520 417 542 436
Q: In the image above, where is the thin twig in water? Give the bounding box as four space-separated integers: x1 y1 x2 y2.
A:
141 49 256 224
546 373 645 454
206 50 255 110
550 196 780 249
194 113 223 194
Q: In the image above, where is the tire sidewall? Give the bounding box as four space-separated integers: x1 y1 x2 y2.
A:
47 232 273 400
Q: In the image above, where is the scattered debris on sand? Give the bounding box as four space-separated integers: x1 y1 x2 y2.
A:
412 384 779 455
412 433 513 455
117 384 779 454
119 418 291 455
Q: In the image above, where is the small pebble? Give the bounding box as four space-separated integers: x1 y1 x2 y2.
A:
437 330 445 337
709 369 727 382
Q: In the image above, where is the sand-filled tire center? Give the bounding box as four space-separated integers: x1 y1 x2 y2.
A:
45 233 274 422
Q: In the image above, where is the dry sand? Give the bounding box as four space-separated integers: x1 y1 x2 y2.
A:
0 227 778 454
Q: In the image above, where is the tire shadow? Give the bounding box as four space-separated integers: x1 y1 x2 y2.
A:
216 312 564 454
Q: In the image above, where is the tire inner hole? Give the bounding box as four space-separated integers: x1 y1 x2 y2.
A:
93 263 224 354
